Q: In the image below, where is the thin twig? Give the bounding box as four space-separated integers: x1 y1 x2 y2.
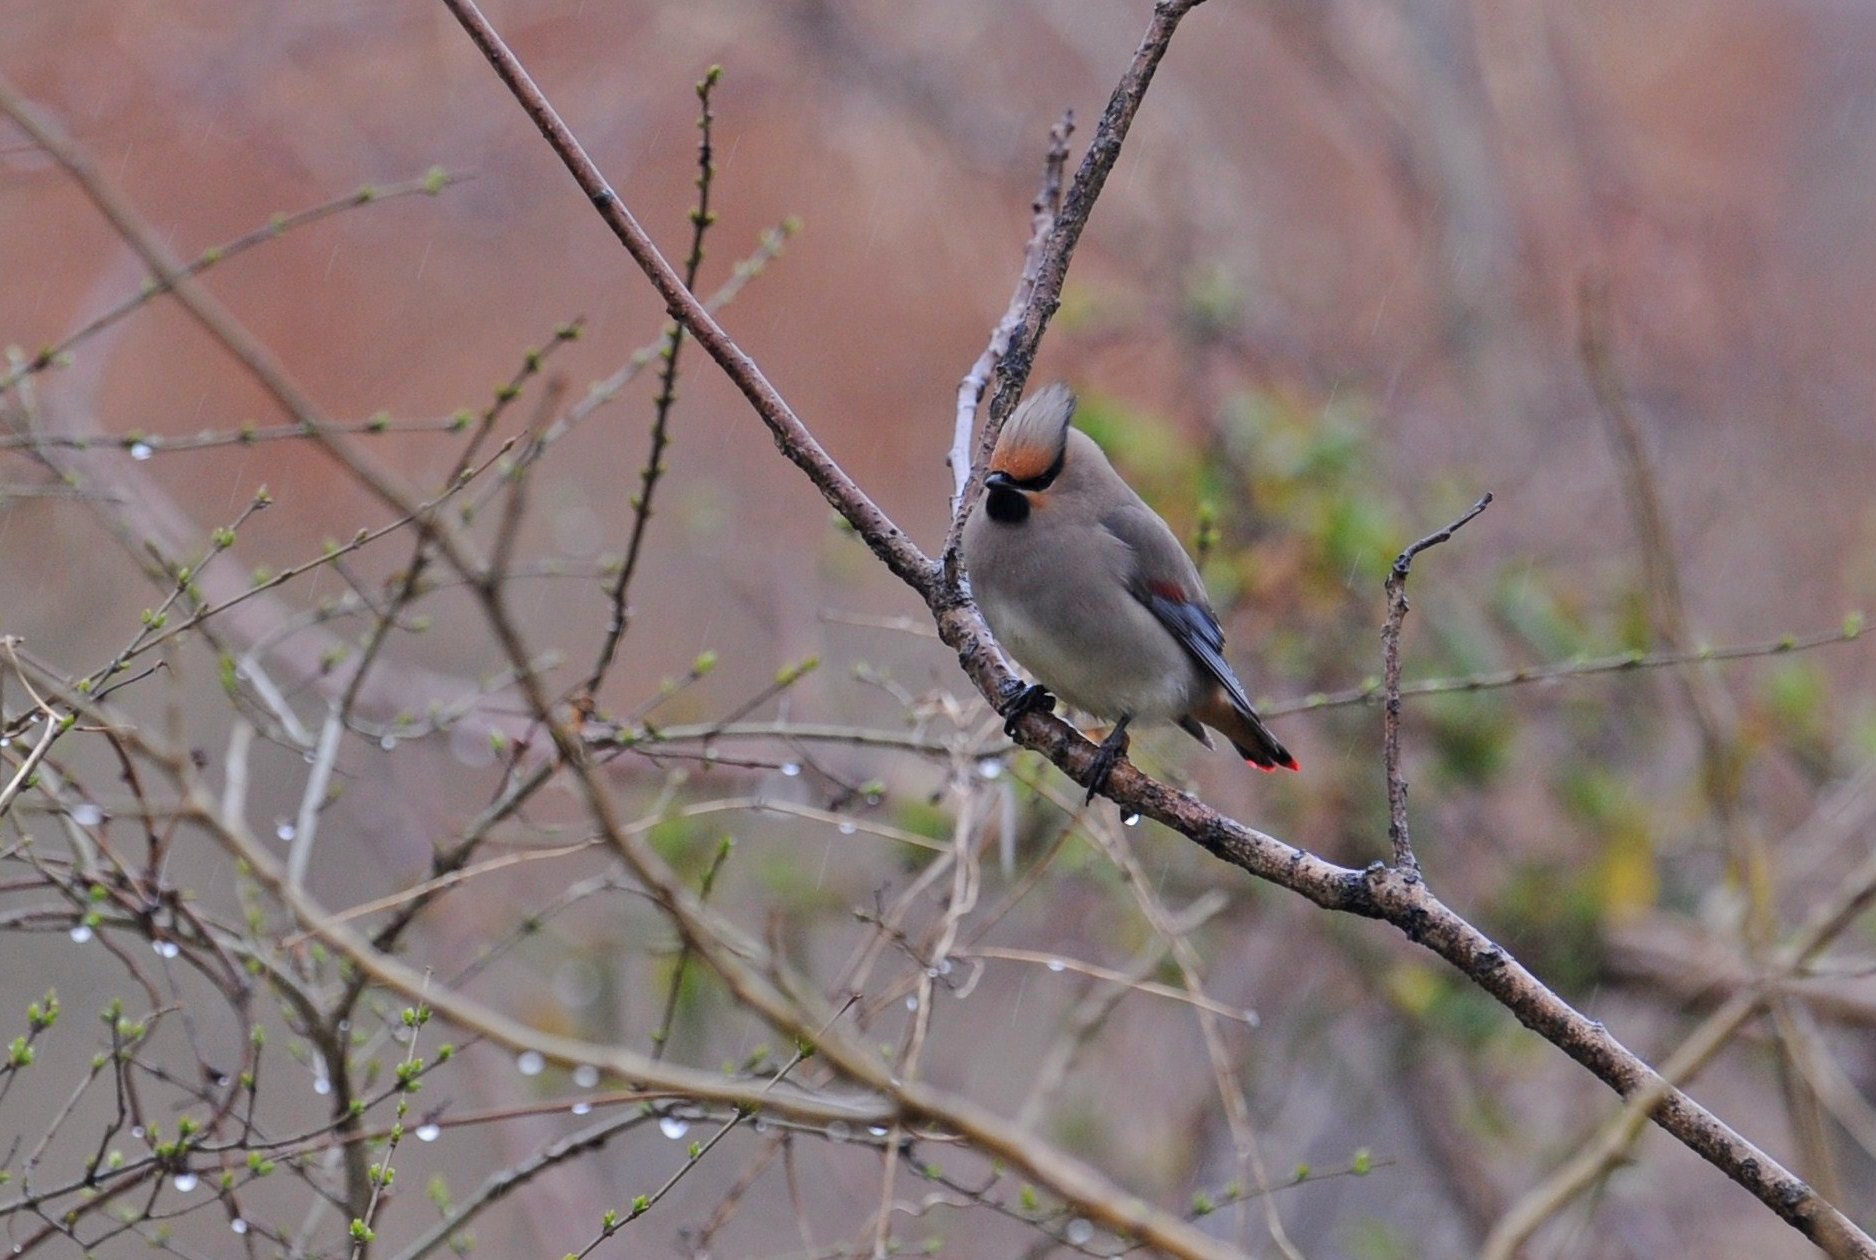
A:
387 1111 653 1260
1259 617 1867 718
285 707 343 893
0 168 465 398
959 946 1256 1023
947 112 1073 518
1380 494 1492 873
0 701 61 821
650 834 734 1062
584 66 724 699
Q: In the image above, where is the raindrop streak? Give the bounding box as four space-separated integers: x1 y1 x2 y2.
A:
572 1064 600 1088
780 762 801 778
554 960 602 1010
129 442 153 461
72 803 103 827
1066 1219 1094 1245
414 1123 441 1143
172 1172 199 1193
69 925 93 944
571 1102 592 1116
152 940 180 959
658 1115 690 1140
515 1050 545 1077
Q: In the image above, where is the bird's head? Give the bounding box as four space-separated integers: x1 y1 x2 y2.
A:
983 383 1075 525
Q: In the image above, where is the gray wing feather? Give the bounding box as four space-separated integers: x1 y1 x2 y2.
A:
1100 503 1256 714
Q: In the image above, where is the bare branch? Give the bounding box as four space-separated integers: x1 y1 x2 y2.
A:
948 112 1073 518
438 0 936 595
584 66 725 699
1261 616 1867 718
1381 493 1492 874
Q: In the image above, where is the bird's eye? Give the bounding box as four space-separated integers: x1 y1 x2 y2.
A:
986 484 1030 524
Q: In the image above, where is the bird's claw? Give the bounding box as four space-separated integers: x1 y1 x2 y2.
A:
1082 720 1132 805
998 682 1056 739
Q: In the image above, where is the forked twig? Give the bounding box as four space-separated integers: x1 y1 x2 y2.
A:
1381 493 1492 874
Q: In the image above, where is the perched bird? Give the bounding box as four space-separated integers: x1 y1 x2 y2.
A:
961 383 1297 800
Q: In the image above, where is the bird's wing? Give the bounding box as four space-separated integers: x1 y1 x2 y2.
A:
1100 502 1256 714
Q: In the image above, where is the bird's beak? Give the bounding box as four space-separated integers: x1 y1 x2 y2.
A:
984 470 1015 491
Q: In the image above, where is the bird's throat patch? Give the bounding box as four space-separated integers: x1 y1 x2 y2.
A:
986 485 1031 524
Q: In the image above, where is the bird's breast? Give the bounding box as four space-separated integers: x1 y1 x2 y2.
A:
974 569 1197 723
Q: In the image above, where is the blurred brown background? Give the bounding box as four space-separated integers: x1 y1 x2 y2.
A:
5 1 1876 1256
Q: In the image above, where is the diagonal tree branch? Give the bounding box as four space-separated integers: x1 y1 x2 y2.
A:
439 0 935 597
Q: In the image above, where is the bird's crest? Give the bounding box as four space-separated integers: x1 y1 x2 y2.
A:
989 384 1076 484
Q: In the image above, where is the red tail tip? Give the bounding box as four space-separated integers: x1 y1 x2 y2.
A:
1251 756 1301 773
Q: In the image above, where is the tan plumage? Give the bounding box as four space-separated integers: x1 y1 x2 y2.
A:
962 384 1295 798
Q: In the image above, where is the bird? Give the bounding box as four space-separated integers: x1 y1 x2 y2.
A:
960 383 1297 802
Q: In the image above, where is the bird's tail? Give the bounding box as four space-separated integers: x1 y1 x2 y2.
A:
1192 691 1298 773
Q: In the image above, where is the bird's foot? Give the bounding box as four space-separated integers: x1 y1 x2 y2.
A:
1082 716 1133 804
997 682 1056 739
